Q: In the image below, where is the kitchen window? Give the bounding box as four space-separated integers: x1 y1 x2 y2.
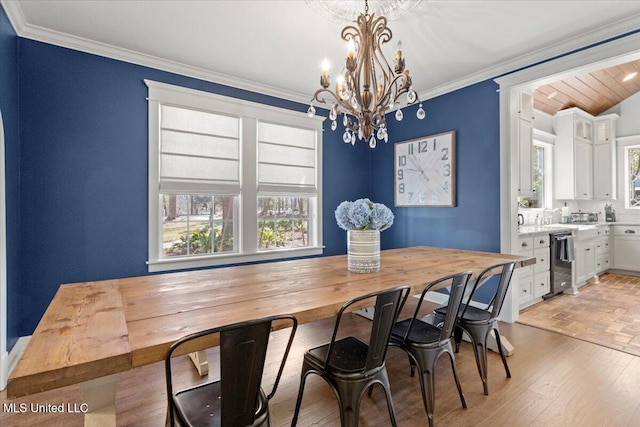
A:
518 141 552 209
146 80 324 272
626 144 640 208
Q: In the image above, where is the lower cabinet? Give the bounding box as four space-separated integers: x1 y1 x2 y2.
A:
575 241 596 285
517 233 550 308
613 225 640 272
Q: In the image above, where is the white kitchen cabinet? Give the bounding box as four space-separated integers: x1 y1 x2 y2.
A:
553 108 595 200
517 90 534 197
575 139 593 199
592 115 618 200
575 241 596 285
613 225 640 272
517 233 550 308
595 226 611 273
518 119 534 197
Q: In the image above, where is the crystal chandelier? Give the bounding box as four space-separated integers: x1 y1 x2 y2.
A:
306 0 425 148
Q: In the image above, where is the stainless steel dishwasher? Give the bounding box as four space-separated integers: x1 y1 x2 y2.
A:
543 231 574 299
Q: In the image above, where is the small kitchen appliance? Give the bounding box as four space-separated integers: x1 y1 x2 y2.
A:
570 212 598 224
605 204 616 222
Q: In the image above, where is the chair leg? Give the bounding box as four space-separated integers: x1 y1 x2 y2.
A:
453 326 464 353
417 368 436 427
467 329 490 395
493 327 511 378
446 351 467 409
291 371 311 427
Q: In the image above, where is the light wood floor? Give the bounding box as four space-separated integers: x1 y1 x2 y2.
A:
2 299 640 427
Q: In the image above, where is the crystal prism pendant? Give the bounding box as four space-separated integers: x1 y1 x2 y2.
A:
331 120 337 131
307 104 316 117
407 90 417 104
395 109 403 121
343 113 349 127
416 103 426 120
329 106 337 121
351 133 356 145
369 137 377 149
343 130 351 143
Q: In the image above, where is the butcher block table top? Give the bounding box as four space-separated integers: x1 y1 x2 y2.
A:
7 246 535 398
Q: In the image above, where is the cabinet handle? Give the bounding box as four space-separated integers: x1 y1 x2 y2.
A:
539 239 545 244
625 229 636 234
586 248 591 251
522 242 528 247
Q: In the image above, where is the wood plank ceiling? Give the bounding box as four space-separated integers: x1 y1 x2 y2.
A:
534 59 640 116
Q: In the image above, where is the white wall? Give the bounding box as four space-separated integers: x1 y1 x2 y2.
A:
606 92 640 137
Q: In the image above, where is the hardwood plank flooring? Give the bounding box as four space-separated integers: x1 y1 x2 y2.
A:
2 299 640 426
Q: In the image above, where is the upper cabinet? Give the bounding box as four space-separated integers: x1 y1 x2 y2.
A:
553 108 594 200
593 115 619 200
553 108 618 201
517 91 535 197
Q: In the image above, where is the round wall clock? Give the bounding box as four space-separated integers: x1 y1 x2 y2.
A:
394 131 456 207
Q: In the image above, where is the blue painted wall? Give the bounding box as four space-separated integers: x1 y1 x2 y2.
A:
372 81 501 253
3 5 502 342
14 38 369 337
0 5 21 351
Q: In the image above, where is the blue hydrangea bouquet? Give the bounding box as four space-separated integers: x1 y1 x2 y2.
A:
334 198 394 232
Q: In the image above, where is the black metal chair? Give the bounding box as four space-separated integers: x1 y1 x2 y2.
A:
291 285 411 427
389 271 473 427
165 314 297 427
433 261 517 395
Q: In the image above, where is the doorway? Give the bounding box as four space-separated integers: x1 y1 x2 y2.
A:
496 32 640 323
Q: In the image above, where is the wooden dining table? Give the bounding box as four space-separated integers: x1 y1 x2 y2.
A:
7 246 534 426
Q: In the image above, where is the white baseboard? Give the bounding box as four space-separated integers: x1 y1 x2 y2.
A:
0 335 31 391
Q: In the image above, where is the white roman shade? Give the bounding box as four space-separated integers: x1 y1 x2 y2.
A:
258 121 317 194
160 105 240 195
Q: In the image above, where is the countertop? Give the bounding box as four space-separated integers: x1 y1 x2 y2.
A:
518 222 639 236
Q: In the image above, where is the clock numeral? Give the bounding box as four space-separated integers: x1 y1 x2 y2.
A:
418 140 428 153
408 192 414 200
441 147 449 161
399 183 405 193
408 143 414 155
433 139 436 151
397 169 404 180
443 164 451 177
398 155 406 167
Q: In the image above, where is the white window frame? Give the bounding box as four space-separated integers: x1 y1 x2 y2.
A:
145 80 324 272
622 140 640 210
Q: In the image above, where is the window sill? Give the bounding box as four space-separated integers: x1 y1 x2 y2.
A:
147 246 324 273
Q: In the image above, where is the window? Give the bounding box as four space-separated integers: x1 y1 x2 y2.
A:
146 80 323 272
518 141 552 209
626 145 640 208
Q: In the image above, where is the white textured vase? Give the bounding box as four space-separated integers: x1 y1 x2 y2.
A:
347 229 380 273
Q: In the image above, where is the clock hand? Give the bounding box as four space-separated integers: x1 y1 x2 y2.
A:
409 154 429 182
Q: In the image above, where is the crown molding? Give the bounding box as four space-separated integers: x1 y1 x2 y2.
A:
0 0 310 105
3 0 639 106
419 13 640 102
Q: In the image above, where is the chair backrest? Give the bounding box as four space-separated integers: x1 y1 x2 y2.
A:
165 314 297 427
399 271 473 343
460 261 517 321
326 285 410 373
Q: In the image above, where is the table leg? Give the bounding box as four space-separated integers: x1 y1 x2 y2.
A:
79 374 117 427
189 351 209 376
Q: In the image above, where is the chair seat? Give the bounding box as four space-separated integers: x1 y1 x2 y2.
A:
434 304 492 323
306 336 371 373
174 381 268 427
391 318 442 345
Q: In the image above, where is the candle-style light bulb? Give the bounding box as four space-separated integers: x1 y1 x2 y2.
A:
395 40 403 58
321 59 330 77
346 39 356 59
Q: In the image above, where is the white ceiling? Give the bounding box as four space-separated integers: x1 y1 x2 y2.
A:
3 1 640 104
